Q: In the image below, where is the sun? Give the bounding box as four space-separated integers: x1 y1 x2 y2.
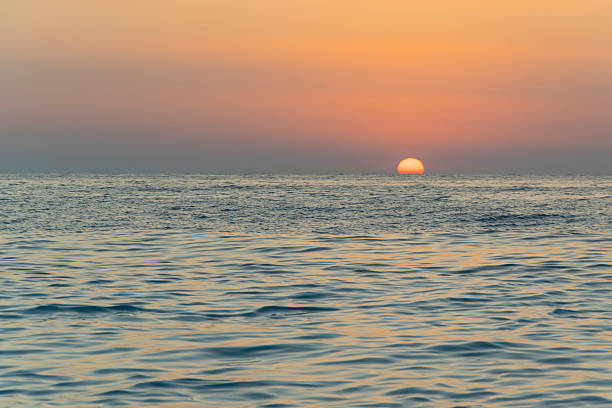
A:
397 158 424 174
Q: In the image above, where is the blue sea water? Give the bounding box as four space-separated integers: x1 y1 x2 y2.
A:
0 174 611 407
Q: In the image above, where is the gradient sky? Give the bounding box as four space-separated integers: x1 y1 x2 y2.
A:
2 1 611 173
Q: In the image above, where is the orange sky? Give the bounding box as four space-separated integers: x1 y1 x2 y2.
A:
2 0 611 172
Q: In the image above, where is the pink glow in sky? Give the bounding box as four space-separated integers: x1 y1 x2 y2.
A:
1 1 611 173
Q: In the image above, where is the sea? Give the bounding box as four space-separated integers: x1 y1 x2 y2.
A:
0 174 611 407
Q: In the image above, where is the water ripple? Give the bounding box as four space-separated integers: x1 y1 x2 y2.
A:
0 175 610 407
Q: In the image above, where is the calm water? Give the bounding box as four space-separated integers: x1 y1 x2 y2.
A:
1 174 611 407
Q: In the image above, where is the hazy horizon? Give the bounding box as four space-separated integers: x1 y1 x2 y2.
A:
1 171 611 176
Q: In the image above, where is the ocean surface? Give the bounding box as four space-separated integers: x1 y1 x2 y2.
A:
1 174 611 407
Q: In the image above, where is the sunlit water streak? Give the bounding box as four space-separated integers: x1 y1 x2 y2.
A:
0 175 611 407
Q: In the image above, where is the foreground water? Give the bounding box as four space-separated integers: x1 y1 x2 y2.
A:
1 175 611 407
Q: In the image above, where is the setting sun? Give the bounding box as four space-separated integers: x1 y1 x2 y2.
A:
397 158 424 174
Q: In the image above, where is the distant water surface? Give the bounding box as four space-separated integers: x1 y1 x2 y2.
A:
0 175 611 407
